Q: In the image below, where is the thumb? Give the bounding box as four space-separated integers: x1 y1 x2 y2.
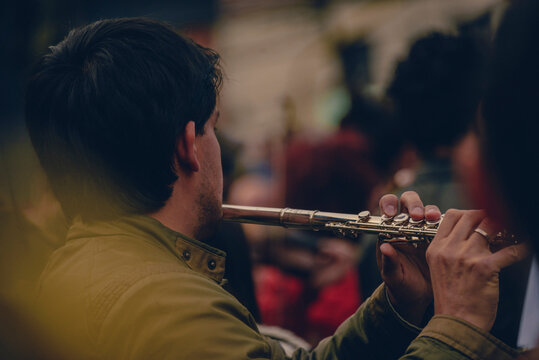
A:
380 243 400 279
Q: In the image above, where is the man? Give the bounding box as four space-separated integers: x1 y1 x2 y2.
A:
26 18 525 359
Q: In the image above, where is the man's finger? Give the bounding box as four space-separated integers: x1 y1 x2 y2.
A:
488 243 529 270
425 205 441 222
469 217 499 249
379 194 398 217
433 209 462 241
400 191 424 220
449 210 486 245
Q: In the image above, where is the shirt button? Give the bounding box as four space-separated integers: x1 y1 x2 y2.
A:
182 250 191 261
207 259 216 270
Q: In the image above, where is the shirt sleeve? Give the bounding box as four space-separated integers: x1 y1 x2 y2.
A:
287 284 521 360
282 283 421 360
401 315 521 360
99 272 520 360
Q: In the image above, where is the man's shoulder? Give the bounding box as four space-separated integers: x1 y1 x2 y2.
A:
36 233 194 343
97 267 267 359
39 231 186 286
36 232 262 359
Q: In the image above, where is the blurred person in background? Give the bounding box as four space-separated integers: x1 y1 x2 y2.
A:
456 0 539 354
255 129 372 344
387 32 486 212
250 94 403 345
339 95 408 298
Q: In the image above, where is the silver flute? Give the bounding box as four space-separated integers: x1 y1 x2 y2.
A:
222 204 515 245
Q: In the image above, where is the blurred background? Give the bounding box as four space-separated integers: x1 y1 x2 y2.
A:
3 0 527 356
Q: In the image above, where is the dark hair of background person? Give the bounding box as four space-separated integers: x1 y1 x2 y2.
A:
388 32 487 158
284 129 382 215
25 18 222 222
482 0 539 254
340 95 404 178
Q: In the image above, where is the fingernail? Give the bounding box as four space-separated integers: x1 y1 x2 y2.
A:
385 205 396 216
411 206 423 216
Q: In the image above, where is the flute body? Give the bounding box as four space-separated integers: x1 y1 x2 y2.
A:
222 204 515 245
222 204 439 245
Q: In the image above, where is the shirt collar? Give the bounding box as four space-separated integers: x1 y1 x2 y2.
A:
67 215 227 284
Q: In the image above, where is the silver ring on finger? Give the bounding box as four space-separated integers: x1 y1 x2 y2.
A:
473 228 490 242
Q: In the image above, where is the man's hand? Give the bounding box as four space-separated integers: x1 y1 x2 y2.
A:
426 209 528 331
377 191 441 326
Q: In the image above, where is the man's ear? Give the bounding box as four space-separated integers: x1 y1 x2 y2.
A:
176 121 200 172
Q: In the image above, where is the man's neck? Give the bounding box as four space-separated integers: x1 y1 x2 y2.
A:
149 183 200 240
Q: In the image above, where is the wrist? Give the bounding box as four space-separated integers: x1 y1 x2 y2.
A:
386 287 431 327
433 296 496 332
434 308 493 332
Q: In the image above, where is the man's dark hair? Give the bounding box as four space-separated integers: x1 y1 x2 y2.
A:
388 32 486 158
25 18 222 222
482 0 539 250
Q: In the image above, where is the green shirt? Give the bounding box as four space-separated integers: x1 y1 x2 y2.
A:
36 215 519 359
